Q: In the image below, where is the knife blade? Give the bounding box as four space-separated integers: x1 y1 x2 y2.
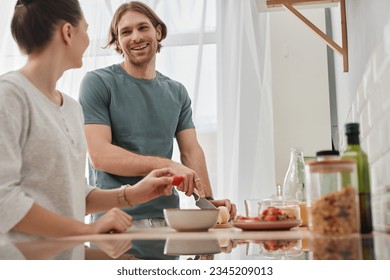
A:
193 189 217 209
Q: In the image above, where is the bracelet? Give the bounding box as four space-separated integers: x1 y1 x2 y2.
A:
118 184 134 208
205 196 214 201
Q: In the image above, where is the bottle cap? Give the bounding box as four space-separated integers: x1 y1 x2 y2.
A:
345 123 360 135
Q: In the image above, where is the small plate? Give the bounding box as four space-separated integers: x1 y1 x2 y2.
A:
213 221 233 229
233 219 301 231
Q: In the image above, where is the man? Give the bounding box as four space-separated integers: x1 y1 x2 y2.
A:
79 1 236 227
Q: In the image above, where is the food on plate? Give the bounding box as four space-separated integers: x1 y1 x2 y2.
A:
262 240 299 252
217 206 230 224
235 215 261 221
260 206 297 221
172 175 184 186
234 206 297 222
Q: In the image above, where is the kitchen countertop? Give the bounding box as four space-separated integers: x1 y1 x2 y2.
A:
1 226 389 260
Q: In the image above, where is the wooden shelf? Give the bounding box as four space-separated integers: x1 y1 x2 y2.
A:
257 0 349 72
256 0 339 12
267 0 340 9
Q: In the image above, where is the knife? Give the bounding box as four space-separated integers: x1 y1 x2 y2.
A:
193 189 217 209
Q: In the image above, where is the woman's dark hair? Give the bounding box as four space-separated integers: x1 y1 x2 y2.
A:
106 1 167 54
11 0 83 54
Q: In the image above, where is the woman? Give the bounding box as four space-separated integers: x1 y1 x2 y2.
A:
0 0 175 240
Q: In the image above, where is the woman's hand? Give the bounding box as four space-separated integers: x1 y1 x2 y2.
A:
88 207 132 234
126 168 175 205
167 162 205 198
92 239 133 259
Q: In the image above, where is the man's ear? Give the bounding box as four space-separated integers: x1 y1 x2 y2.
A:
156 24 162 41
61 23 73 46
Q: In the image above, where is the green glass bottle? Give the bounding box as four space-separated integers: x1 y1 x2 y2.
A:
341 123 373 233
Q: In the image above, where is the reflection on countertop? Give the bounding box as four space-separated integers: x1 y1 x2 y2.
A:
1 227 389 260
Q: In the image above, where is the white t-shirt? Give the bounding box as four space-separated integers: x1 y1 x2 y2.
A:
0 71 94 240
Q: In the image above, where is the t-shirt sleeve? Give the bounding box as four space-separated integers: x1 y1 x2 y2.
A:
83 177 96 197
176 84 195 134
0 82 34 233
78 71 111 126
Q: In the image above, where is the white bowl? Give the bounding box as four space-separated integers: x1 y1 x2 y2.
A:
163 208 219 232
164 238 221 256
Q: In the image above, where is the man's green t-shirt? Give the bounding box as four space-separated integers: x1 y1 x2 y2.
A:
79 64 195 220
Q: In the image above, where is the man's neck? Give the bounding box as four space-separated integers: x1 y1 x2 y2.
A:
120 60 156 80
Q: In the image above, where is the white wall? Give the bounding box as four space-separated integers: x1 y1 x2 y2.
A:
270 8 332 186
332 0 390 232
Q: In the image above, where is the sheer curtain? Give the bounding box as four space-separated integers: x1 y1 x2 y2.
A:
0 0 274 215
217 0 275 214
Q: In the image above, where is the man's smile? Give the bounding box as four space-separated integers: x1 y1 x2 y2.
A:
131 43 149 51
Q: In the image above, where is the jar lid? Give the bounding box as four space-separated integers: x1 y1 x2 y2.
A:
306 159 356 173
316 150 339 157
260 197 299 207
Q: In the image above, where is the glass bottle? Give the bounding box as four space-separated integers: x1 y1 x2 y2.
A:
283 147 307 226
341 123 373 234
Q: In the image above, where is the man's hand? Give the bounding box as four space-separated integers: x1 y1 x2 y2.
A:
209 199 237 221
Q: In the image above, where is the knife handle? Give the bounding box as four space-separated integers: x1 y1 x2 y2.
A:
192 189 200 201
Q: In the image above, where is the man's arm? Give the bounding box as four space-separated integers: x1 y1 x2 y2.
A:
176 128 213 197
177 128 237 219
84 124 206 196
84 124 168 176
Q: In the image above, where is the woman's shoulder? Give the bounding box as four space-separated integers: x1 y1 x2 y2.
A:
0 71 30 103
0 71 23 87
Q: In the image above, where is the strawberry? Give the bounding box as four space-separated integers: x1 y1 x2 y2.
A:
172 175 184 186
264 215 277 221
267 207 278 215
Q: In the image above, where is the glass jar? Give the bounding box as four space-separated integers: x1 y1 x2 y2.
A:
305 159 360 235
259 184 301 223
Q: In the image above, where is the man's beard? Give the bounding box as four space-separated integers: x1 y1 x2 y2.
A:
125 44 155 67
127 54 153 67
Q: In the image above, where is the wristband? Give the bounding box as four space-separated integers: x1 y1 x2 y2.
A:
118 184 134 208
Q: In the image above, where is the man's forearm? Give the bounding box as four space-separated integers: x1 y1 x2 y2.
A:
180 146 213 197
90 143 172 177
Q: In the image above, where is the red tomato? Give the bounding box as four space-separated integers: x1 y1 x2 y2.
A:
172 175 184 186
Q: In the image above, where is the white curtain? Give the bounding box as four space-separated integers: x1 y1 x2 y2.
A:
217 0 275 214
0 0 275 216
